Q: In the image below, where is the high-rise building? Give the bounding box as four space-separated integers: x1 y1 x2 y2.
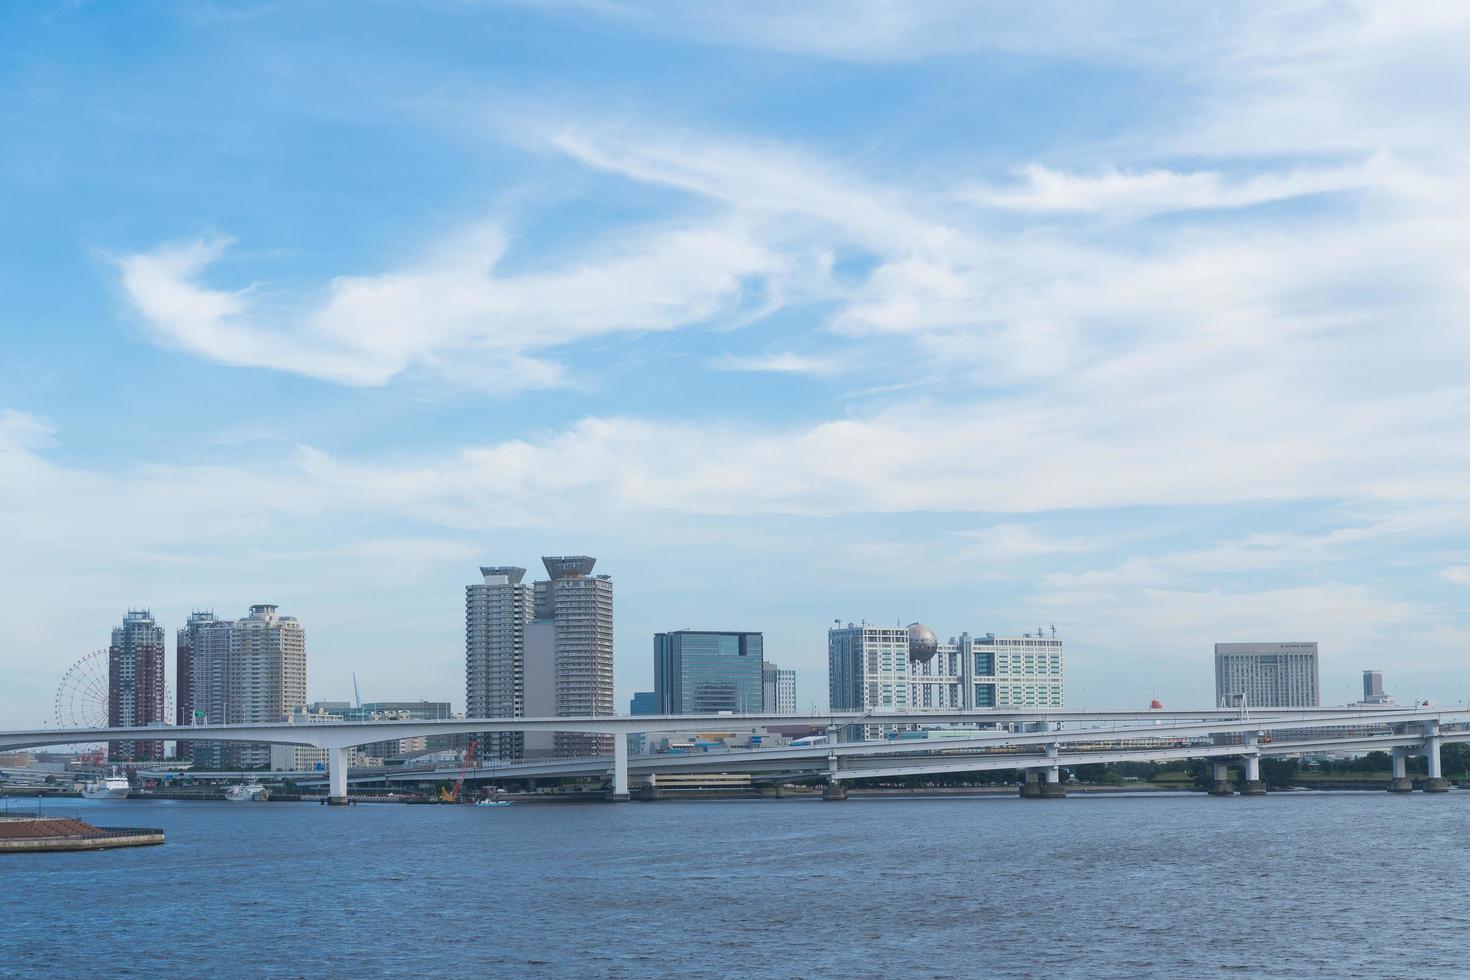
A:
1214 642 1319 708
188 605 307 768
828 622 1064 739
108 609 167 761
763 664 797 714
465 566 534 761
654 630 764 715
466 556 613 761
1361 669 1394 704
174 610 216 761
537 557 614 758
630 692 657 716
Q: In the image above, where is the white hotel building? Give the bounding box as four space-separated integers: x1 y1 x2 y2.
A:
828 623 1064 738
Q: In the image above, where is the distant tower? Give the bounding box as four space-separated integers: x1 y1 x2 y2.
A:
1363 670 1384 700
465 566 534 761
175 610 217 761
108 610 167 762
468 556 614 761
763 664 797 714
535 556 614 759
188 605 306 769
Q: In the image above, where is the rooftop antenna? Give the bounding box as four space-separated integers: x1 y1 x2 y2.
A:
1050 624 1057 637
352 673 362 710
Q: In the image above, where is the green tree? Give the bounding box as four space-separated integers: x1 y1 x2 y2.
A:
1360 750 1392 772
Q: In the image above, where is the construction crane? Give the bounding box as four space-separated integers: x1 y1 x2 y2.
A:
438 739 477 803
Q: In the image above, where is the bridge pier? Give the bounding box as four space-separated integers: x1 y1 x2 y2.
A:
1388 748 1413 793
1040 765 1067 798
636 773 661 801
326 746 350 805
1208 761 1234 796
1019 769 1042 798
1239 751 1266 796
1424 731 1450 792
822 780 848 801
608 732 630 802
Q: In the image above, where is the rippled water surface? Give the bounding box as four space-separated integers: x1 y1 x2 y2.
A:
2 792 1465 978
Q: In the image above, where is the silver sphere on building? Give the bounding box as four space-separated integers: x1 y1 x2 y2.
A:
907 623 939 663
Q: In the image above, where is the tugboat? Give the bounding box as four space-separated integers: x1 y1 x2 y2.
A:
80 768 131 800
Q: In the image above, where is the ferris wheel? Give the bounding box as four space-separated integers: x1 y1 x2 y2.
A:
54 650 112 729
53 650 176 733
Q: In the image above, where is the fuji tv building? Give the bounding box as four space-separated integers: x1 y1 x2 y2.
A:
827 622 1064 740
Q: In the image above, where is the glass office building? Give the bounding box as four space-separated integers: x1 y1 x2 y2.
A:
654 630 764 715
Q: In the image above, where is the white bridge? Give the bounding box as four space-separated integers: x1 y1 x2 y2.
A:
7 705 1466 802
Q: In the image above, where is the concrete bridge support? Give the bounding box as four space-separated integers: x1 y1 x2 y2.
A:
1424 732 1450 792
326 746 350 805
636 773 661 802
1388 748 1413 793
822 781 848 801
1040 765 1067 798
1208 761 1234 796
1239 752 1266 796
609 733 630 802
1019 769 1042 798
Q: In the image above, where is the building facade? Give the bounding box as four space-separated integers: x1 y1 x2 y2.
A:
630 691 657 716
537 557 614 758
465 566 535 761
1360 670 1393 705
466 556 614 761
174 610 217 761
187 605 307 768
307 700 454 760
1214 642 1320 708
108 609 167 761
828 623 1065 738
763 664 797 714
654 630 764 715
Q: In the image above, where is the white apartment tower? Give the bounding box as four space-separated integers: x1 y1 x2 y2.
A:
466 556 613 761
465 566 535 761
763 664 798 714
188 604 307 769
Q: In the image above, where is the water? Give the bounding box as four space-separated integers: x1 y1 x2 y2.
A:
2 792 1465 978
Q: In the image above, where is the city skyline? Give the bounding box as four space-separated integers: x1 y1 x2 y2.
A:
5 3 1470 724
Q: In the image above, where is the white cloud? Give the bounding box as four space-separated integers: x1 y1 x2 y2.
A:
711 351 837 376
954 524 1109 559
1441 567 1470 586
116 221 788 391
0 409 56 453
963 162 1373 217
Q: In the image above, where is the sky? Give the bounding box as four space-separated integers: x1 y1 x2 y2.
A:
3 1 1470 725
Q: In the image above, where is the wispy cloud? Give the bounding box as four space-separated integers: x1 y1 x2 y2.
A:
962 161 1375 217
116 221 788 391
711 351 837 376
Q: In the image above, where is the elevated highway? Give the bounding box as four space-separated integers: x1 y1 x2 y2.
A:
16 704 1463 801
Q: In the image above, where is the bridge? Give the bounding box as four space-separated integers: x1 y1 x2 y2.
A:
8 705 1467 802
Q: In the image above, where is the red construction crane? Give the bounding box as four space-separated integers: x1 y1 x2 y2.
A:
440 739 477 803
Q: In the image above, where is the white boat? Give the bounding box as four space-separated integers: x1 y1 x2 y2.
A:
475 798 512 807
224 782 270 802
80 768 131 800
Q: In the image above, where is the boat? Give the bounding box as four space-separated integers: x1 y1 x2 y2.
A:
80 768 131 800
474 798 512 807
224 782 270 802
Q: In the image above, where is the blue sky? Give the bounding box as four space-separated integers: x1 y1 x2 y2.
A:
4 1 1470 724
